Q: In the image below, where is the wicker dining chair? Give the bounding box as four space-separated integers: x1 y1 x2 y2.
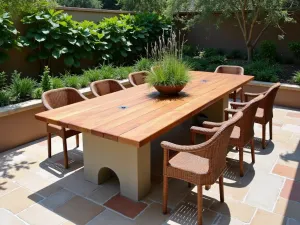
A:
128 71 148 86
42 88 88 169
162 112 243 225
242 83 281 149
192 95 264 177
215 65 245 102
90 79 125 97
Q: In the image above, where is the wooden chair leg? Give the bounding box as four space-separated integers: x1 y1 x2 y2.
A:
233 91 237 102
239 147 244 177
163 175 168 214
251 138 255 164
188 182 192 188
62 129 69 169
47 133 52 158
240 87 244 102
262 124 266 149
269 119 273 140
76 134 79 148
219 175 224 202
197 185 203 225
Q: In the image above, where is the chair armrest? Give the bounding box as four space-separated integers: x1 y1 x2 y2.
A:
202 121 224 128
230 102 247 109
224 108 240 120
161 141 209 154
244 91 266 101
190 126 219 137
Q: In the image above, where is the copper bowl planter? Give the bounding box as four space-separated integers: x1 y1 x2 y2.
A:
153 84 186 95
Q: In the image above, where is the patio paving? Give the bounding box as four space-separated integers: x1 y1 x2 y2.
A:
0 106 300 225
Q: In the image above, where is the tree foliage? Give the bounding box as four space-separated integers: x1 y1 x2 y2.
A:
121 0 298 61
56 0 102 9
0 0 56 17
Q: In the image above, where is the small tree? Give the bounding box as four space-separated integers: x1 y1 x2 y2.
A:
120 0 298 61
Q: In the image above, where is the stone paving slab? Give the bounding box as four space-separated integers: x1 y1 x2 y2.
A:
0 106 300 224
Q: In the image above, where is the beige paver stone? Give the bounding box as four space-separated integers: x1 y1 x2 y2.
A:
57 169 100 197
18 204 67 225
0 178 20 197
274 197 300 222
86 209 134 225
147 179 192 209
0 208 26 225
212 215 246 225
88 178 119 204
244 171 284 211
135 203 169 225
40 188 75 210
251 209 287 225
210 199 256 223
16 172 62 197
55 196 105 225
0 187 43 214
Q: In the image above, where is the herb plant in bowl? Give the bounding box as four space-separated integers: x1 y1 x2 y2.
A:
146 31 191 95
147 55 190 95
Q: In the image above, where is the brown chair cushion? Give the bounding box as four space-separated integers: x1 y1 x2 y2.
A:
169 152 209 175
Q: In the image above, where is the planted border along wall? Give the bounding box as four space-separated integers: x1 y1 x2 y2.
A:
185 12 300 59
0 7 132 78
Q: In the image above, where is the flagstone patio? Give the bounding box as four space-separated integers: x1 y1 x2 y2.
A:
1 106 300 225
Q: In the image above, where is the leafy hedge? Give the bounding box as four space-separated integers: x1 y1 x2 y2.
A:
19 10 171 69
0 13 21 63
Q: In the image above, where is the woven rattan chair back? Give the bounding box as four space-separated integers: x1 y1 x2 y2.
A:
237 94 264 145
90 79 125 97
128 71 147 86
42 87 87 110
215 65 244 75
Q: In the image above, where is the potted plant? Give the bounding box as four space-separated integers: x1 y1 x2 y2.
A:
146 32 191 95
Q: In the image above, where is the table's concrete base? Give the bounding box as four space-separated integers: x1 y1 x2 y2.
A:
83 133 151 201
82 95 228 201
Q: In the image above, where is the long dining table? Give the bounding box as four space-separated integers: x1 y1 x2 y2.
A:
35 71 253 201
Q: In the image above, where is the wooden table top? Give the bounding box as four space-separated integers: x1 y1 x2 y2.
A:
36 71 253 147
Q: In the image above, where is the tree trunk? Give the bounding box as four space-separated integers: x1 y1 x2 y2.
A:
247 46 254 62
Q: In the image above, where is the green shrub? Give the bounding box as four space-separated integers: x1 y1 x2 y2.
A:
201 48 222 58
0 71 7 89
207 55 227 64
0 13 21 64
32 87 43 99
115 66 134 80
293 71 300 85
41 66 52 91
99 65 115 79
183 44 198 57
134 58 153 71
51 77 64 89
0 90 10 106
205 64 219 72
21 9 106 68
79 76 90 88
289 42 300 59
227 49 244 59
244 61 280 82
63 75 80 89
9 71 36 101
184 57 209 71
83 69 101 82
258 40 277 61
146 55 190 86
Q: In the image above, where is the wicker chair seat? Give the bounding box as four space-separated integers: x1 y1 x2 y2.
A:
229 126 241 143
254 108 265 123
169 152 209 175
47 124 80 137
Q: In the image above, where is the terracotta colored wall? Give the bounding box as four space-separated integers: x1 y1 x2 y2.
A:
0 106 46 153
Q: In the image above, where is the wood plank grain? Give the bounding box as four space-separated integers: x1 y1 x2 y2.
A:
92 73 231 139
118 75 253 147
